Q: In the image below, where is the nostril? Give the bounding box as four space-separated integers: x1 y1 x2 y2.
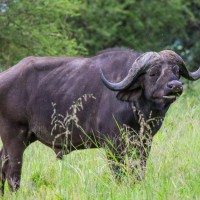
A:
167 83 173 89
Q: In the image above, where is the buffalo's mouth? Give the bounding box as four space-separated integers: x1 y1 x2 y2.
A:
162 92 182 103
163 95 177 101
153 92 182 107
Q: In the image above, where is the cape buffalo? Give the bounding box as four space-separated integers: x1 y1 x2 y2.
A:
0 49 199 194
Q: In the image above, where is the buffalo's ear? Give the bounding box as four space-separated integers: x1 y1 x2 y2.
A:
116 87 142 102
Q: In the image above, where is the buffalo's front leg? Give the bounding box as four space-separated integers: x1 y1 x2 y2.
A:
107 152 148 181
106 152 127 180
106 139 152 181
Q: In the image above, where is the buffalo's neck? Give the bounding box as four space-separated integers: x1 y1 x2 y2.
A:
130 98 167 137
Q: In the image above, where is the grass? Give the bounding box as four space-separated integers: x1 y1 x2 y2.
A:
1 82 200 200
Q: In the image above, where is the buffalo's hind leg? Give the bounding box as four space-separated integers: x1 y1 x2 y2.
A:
0 142 26 193
0 148 8 195
0 124 30 194
6 144 25 192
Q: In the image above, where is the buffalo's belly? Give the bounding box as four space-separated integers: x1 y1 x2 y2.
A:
29 119 98 150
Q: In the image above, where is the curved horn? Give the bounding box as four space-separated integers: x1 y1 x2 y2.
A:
179 62 200 81
160 50 200 81
100 52 158 91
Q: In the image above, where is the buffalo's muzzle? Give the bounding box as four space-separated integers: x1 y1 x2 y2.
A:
163 80 183 101
167 80 183 95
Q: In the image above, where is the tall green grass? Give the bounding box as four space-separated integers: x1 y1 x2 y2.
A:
1 82 200 200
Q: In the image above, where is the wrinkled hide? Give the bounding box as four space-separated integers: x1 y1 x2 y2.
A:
0 48 199 194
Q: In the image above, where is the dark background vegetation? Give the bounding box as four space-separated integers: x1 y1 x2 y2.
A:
0 0 200 70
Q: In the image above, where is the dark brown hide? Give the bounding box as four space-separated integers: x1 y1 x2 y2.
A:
0 49 199 194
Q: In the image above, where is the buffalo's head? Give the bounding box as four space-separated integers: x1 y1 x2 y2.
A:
100 50 200 110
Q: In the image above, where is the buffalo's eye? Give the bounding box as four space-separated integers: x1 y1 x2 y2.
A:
149 71 159 77
149 66 160 78
149 73 156 77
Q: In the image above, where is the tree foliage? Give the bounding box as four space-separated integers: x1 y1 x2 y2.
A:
0 0 200 70
179 0 200 67
0 0 86 69
72 0 185 53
